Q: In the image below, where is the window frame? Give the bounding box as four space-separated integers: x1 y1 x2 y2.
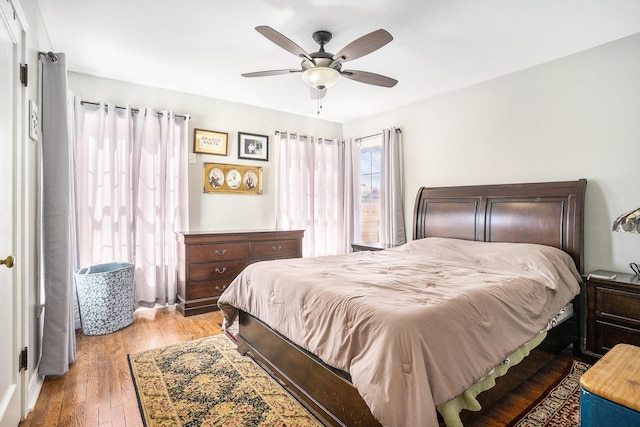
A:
357 136 382 244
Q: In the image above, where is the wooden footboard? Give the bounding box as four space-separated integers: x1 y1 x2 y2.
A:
237 307 579 426
237 311 382 427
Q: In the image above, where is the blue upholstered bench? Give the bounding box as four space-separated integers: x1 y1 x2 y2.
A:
580 343 640 427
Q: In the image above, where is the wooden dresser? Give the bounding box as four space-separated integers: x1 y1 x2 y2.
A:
177 229 304 316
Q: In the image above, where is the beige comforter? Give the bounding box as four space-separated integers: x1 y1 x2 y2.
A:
218 237 581 427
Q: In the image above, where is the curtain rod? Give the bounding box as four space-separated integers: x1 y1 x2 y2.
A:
80 100 189 120
355 128 402 142
274 131 343 144
356 132 381 141
274 130 331 139
275 128 401 140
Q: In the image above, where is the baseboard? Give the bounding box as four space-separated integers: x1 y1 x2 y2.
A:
25 364 44 418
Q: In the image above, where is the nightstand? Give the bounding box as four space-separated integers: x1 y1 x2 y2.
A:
351 242 400 252
585 269 640 358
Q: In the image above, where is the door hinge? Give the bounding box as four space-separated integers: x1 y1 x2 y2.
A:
20 63 28 87
19 347 28 372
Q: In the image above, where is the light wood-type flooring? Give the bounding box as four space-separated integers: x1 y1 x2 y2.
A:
19 307 575 427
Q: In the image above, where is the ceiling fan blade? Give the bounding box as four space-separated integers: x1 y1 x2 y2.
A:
332 29 393 63
341 69 398 87
242 69 302 78
255 26 312 61
310 87 327 100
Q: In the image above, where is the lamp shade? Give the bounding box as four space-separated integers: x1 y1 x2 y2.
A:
301 67 340 89
612 207 640 233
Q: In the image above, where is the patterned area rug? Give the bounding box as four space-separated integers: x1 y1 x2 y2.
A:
507 360 590 427
128 333 322 426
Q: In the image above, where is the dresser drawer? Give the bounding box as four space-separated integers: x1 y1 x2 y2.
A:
189 242 249 262
596 287 640 328
595 320 640 353
188 279 234 299
252 239 301 259
189 259 249 282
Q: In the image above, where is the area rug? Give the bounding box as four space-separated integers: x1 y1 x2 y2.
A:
128 333 322 426
507 360 590 427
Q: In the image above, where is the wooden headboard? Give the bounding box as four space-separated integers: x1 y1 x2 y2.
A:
412 179 587 273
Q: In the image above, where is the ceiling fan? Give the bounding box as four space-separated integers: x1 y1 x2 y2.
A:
242 26 398 108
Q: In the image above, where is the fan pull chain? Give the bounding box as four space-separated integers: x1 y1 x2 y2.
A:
317 96 322 114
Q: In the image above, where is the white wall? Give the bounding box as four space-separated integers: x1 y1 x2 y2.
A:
344 33 640 274
68 72 343 232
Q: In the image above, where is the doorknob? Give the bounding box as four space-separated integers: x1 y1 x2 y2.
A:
0 256 14 268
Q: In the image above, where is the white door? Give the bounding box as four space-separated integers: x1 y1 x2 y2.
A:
0 1 22 425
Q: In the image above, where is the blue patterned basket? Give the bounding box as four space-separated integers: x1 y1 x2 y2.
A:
74 262 135 335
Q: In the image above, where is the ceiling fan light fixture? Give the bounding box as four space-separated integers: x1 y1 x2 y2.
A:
301 67 340 89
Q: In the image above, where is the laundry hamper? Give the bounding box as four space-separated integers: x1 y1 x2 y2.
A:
74 262 135 335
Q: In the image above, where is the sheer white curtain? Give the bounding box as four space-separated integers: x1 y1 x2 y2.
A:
379 127 406 245
71 97 189 306
276 132 345 257
72 100 137 264
134 109 190 305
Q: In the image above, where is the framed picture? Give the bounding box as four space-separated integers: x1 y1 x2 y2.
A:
29 100 39 141
238 132 269 161
194 129 228 155
203 162 262 194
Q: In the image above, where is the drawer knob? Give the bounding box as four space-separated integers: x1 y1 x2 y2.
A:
272 245 282 251
214 285 227 291
215 249 227 256
215 267 227 274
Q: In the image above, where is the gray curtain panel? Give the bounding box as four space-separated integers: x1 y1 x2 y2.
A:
380 127 406 246
39 52 76 376
342 138 360 252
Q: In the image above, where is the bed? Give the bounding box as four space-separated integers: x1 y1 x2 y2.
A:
218 179 587 427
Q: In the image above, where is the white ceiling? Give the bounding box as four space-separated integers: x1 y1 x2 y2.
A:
36 0 640 123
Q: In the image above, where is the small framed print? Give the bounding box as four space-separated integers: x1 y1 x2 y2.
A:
194 129 228 155
238 132 269 161
203 162 262 194
29 100 39 141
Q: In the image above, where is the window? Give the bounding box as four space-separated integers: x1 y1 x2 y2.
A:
359 138 381 243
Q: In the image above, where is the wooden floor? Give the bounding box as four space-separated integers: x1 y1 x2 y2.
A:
464 348 576 427
19 306 576 427
19 307 224 427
